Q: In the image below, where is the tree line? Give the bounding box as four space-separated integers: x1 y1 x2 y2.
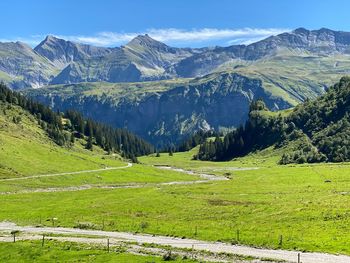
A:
176 130 220 152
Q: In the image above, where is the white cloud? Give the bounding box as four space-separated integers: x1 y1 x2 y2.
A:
1 28 290 47
58 32 137 46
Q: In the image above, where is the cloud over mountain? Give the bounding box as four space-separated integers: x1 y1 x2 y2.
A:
2 28 290 47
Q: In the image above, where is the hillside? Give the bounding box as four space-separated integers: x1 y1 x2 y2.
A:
197 77 350 164
0 100 122 178
0 84 154 178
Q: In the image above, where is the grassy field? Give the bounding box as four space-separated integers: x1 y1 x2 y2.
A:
139 144 285 172
0 240 197 262
2 101 350 257
0 164 198 193
1 157 350 254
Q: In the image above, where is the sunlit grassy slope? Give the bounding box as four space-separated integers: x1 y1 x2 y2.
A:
0 101 126 179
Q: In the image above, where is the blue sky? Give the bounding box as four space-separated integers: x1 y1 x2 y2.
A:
1 0 349 47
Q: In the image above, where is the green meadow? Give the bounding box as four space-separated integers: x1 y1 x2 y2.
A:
1 99 350 258
1 156 350 254
0 240 198 262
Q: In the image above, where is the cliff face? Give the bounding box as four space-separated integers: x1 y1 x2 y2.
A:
27 73 291 145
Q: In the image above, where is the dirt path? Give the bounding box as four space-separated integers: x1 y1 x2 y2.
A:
0 163 132 182
0 165 228 194
0 222 348 263
0 234 250 263
0 179 222 195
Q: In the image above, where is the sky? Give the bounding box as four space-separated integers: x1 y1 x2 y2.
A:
0 0 349 48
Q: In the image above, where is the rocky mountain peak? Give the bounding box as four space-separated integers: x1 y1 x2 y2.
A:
34 35 111 69
126 34 169 51
44 35 60 42
292 27 309 35
14 41 32 51
35 35 67 50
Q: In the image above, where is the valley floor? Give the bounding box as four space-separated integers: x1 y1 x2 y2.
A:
1 145 350 262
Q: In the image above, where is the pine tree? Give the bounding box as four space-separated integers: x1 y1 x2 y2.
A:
86 136 93 150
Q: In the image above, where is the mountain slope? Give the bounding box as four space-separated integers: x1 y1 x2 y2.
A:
0 83 153 178
25 72 291 146
49 35 200 84
0 97 123 178
197 77 350 163
175 28 350 78
34 35 112 69
0 41 58 89
4 28 350 146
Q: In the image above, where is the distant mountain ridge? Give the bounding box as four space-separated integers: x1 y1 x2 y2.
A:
2 27 350 89
174 27 350 77
34 35 112 69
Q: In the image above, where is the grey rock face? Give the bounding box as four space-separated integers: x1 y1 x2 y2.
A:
0 41 57 89
28 73 291 145
34 35 112 69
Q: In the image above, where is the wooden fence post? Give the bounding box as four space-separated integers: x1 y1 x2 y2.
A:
279 235 283 247
11 230 18 243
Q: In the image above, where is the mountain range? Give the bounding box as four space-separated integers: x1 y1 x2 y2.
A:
3 28 350 145
2 27 350 89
